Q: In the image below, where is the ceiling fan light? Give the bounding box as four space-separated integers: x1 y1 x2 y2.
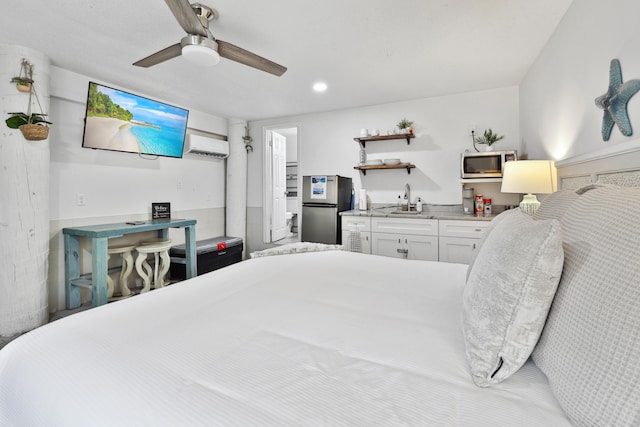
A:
182 44 220 67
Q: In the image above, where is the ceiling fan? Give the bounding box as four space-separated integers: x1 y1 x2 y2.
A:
133 0 287 76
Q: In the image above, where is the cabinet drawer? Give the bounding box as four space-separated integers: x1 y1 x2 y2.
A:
341 216 371 232
438 220 489 239
371 217 438 236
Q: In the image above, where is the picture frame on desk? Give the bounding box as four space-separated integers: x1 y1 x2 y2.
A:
152 202 171 220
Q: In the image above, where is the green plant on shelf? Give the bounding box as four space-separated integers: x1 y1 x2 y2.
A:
396 118 413 129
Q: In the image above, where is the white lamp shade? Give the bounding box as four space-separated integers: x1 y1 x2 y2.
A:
182 44 221 67
501 160 557 194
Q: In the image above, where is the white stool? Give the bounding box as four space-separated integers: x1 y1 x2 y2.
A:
140 237 171 289
107 245 136 299
135 240 172 293
140 239 172 286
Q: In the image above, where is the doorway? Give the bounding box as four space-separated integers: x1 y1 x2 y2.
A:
263 125 300 245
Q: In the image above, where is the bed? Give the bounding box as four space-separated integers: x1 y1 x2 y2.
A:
0 251 570 426
1 147 639 426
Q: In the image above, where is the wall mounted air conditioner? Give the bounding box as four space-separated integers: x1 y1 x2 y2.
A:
185 134 229 158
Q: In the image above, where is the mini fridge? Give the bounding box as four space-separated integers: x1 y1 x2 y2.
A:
302 175 353 244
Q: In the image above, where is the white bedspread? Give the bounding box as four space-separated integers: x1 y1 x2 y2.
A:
0 251 571 426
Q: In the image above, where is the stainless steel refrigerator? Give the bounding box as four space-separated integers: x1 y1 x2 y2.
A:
302 175 353 244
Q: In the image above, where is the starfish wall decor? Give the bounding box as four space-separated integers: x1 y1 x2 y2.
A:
595 59 640 141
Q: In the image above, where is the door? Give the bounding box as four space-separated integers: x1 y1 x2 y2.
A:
405 235 438 261
371 233 405 258
439 236 478 264
372 233 438 260
342 216 371 254
343 230 371 254
301 205 339 244
270 131 287 242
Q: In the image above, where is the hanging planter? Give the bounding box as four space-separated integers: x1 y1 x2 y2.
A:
6 113 51 141
19 123 50 141
10 59 34 92
11 77 33 93
5 59 51 141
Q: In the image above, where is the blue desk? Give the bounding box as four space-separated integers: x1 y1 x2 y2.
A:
63 219 197 308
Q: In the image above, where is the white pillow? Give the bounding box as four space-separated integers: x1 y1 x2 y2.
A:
462 209 563 387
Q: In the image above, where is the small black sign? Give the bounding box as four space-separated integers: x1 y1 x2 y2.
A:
152 202 171 220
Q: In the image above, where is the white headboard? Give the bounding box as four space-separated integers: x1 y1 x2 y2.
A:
555 140 640 189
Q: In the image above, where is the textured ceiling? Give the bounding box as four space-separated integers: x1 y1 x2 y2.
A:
1 0 573 121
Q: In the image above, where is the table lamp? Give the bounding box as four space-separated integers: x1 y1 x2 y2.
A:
501 160 557 215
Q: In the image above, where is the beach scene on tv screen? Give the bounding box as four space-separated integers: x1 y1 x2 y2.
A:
82 83 189 158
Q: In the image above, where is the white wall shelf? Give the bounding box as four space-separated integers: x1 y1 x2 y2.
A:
354 133 415 148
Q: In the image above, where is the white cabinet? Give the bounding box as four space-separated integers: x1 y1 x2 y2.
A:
372 233 438 260
371 217 438 261
342 215 491 262
438 220 489 264
341 216 371 254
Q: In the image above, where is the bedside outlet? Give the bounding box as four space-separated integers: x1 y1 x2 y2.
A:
76 193 86 206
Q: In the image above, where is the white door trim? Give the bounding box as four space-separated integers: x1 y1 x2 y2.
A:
262 123 301 243
270 131 287 242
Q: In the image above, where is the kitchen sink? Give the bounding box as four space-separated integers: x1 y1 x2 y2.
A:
371 206 434 218
390 211 421 215
389 211 434 218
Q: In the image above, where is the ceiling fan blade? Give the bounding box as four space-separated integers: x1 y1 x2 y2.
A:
133 43 182 67
164 0 207 37
217 40 287 76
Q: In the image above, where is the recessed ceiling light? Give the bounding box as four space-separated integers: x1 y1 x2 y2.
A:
313 82 328 92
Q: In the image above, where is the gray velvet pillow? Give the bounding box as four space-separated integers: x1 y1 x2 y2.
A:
466 208 514 279
462 209 563 387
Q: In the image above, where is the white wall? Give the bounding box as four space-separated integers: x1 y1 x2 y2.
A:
0 45 50 337
247 86 520 252
520 0 640 160
48 67 229 312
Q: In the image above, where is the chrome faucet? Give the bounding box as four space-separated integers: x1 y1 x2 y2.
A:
404 183 412 211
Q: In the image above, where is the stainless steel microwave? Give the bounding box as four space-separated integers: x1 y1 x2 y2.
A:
460 150 518 179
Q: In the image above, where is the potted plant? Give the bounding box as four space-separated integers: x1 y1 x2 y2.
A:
397 118 414 134
5 59 51 141
474 128 504 151
11 59 34 92
5 112 52 141
10 76 33 93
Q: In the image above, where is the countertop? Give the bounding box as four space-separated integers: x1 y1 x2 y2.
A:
340 204 496 221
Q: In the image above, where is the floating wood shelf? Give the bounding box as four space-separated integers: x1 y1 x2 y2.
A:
354 133 415 148
354 163 416 175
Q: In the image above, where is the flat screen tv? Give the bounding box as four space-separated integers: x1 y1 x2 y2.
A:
81 82 189 158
